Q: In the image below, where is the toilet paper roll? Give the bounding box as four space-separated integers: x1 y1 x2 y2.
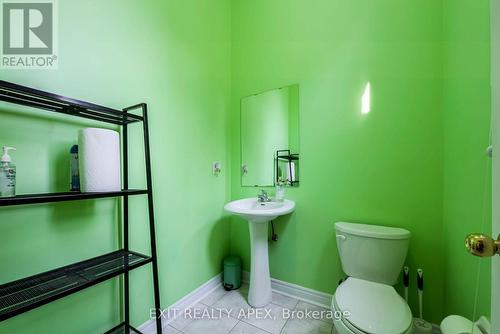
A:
78 128 121 192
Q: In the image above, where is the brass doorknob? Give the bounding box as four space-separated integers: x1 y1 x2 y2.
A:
465 233 500 257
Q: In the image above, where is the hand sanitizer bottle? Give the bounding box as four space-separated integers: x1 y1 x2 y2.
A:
0 147 16 197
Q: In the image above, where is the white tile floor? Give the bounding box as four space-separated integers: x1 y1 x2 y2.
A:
161 284 338 334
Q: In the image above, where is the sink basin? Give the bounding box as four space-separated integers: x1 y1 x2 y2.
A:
224 197 295 307
224 197 295 222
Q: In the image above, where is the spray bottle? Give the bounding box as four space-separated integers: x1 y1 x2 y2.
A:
0 147 16 197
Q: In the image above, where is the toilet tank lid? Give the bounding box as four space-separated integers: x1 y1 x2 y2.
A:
335 222 411 240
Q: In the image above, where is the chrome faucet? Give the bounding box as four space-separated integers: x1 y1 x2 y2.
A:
257 189 271 202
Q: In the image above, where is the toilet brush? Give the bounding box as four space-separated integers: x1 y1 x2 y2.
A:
414 269 433 334
417 269 424 319
403 266 409 303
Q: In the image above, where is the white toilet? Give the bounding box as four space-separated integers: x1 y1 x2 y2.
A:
332 222 414 334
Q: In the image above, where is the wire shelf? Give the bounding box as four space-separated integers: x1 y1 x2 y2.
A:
104 322 143 334
0 250 152 321
0 80 143 125
0 189 148 207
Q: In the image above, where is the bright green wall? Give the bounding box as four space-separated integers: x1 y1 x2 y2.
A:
0 0 231 333
442 0 492 320
230 0 445 323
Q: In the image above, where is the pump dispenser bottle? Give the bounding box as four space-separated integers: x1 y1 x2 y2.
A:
0 147 16 197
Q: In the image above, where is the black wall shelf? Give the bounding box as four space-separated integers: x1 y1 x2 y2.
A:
0 80 142 125
0 189 148 207
0 81 163 334
277 154 299 161
0 250 151 322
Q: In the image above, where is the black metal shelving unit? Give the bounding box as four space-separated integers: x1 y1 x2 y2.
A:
0 80 163 334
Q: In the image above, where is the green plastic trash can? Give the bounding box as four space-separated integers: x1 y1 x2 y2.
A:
223 256 241 291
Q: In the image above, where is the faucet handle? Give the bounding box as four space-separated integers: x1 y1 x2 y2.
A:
257 189 269 202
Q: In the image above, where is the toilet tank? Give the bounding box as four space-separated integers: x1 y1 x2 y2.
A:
335 222 410 285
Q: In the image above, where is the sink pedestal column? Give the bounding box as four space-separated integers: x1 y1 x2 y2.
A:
248 220 272 308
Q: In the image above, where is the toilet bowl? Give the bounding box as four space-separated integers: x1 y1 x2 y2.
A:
333 222 413 334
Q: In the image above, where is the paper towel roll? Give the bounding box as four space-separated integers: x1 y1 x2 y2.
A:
78 128 121 192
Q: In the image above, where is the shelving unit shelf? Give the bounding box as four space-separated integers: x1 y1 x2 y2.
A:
0 189 148 207
0 80 163 334
104 323 143 334
0 80 143 125
0 250 151 321
276 154 299 161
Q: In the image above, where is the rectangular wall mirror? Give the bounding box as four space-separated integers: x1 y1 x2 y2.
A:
240 84 300 187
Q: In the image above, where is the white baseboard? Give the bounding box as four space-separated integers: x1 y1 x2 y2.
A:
242 271 333 309
138 273 222 334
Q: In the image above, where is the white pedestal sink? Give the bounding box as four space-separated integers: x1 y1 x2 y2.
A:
224 198 295 307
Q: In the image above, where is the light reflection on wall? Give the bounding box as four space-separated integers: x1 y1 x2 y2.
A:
362 82 371 115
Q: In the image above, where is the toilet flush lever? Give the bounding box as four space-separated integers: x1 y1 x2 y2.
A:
486 145 493 158
465 233 500 257
336 235 347 242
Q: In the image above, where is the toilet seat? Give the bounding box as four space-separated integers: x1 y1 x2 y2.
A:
333 277 413 334
441 315 491 334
